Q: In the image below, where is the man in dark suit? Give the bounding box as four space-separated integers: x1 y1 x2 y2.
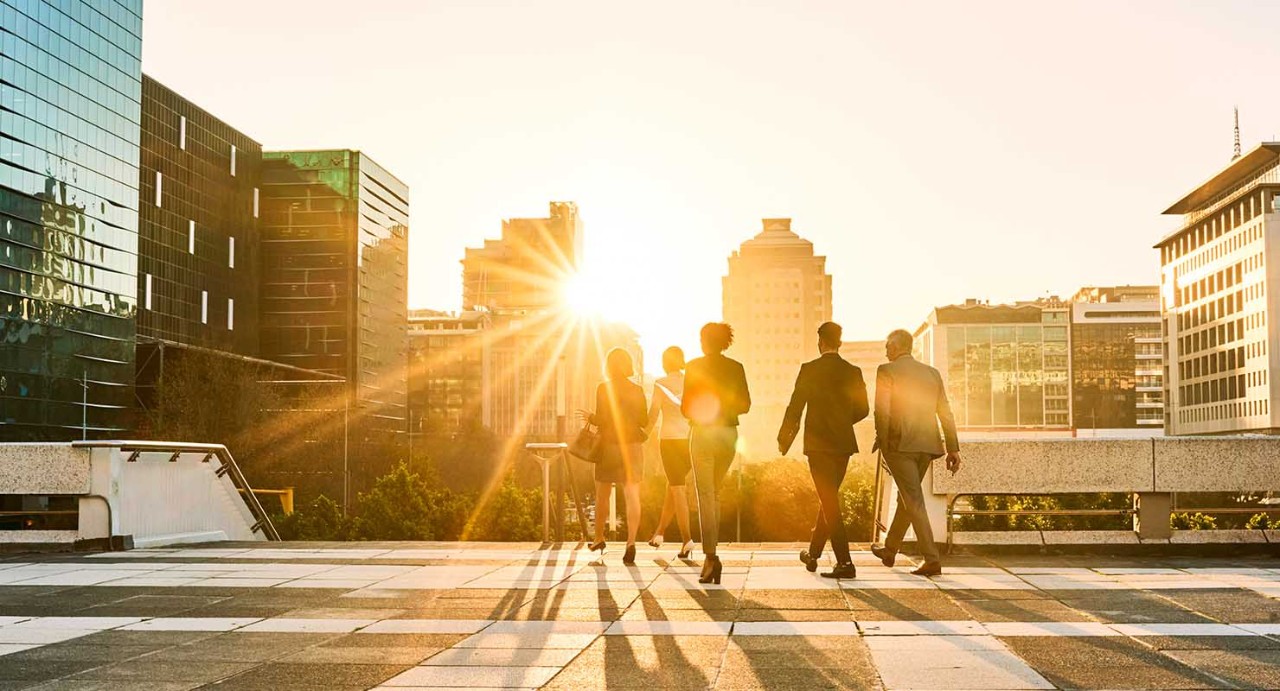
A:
871 329 961 577
778 322 868 579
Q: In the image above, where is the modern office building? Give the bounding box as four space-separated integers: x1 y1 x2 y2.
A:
837 340 883 463
0 0 144 439
723 218 832 457
407 309 489 435
1070 286 1163 433
915 299 1073 434
1158 143 1280 435
137 76 260 356
462 202 581 311
258 150 410 432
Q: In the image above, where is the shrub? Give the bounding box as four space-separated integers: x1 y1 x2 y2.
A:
1246 513 1271 530
1170 512 1218 530
274 494 348 541
464 478 544 541
348 462 467 540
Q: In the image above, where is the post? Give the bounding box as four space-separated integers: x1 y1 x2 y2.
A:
81 369 87 440
1134 492 1173 540
554 357 567 542
343 394 350 516
542 453 551 543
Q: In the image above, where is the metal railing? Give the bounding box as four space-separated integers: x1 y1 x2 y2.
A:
72 440 281 541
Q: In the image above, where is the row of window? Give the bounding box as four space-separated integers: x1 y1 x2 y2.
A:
1179 373 1248 407
1177 259 1247 308
1179 346 1246 381
140 273 234 330
1179 398 1270 425
1163 191 1269 266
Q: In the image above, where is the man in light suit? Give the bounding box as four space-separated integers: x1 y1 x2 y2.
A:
778 322 868 579
871 329 960 577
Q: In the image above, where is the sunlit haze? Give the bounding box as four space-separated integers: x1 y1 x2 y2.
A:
141 0 1280 369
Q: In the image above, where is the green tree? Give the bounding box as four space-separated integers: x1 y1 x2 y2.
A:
275 495 348 540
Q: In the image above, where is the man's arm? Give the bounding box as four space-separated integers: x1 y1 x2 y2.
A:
778 366 807 454
850 367 869 425
934 369 960 453
736 362 752 416
873 365 891 452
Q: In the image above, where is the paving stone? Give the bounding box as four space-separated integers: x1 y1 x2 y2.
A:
734 609 857 622
325 633 469 648
1154 589 1280 624
421 646 582 666
733 622 858 636
714 662 881 690
1163 649 1280 689
67 660 253 684
0 659 108 682
140 632 341 662
1055 592 1216 624
1001 635 1223 689
1137 634 1280 651
210 662 411 690
866 636 1053 690
955 596 1096 622
0 643 164 663
840 590 971 621
278 646 440 664
23 682 202 690
454 632 599 649
382 664 560 688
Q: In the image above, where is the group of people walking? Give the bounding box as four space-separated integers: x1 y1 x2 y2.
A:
579 321 960 583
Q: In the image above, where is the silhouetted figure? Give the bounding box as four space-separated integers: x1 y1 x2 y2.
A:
682 322 751 585
778 322 868 579
578 348 647 565
871 329 961 577
644 346 694 559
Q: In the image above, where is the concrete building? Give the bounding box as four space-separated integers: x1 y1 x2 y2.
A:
258 150 410 433
463 202 581 312
1158 143 1280 435
723 218 832 458
1070 286 1163 435
407 309 489 436
0 0 144 439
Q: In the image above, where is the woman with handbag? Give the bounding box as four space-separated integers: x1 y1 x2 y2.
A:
681 323 750 585
643 346 695 559
577 347 647 565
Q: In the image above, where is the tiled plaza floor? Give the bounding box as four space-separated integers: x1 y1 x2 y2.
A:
0 543 1274 688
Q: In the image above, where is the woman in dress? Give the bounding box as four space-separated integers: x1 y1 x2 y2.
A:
644 346 695 559
681 323 750 584
579 348 647 565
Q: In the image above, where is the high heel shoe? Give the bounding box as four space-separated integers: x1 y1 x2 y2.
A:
588 540 606 554
647 535 663 549
677 540 695 560
698 555 722 585
623 544 636 565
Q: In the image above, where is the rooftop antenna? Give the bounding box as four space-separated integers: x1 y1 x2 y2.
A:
1233 106 1241 160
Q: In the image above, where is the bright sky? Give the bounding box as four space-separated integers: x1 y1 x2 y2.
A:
142 1 1280 369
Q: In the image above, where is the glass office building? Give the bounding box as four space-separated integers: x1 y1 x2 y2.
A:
0 0 143 439
137 76 261 356
1070 286 1163 431
259 150 409 431
916 301 1072 430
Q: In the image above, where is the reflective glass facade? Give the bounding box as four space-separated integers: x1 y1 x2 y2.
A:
1072 321 1162 429
138 76 260 356
0 0 142 439
259 150 408 430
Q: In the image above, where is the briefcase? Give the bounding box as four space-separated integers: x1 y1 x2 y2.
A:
568 423 603 463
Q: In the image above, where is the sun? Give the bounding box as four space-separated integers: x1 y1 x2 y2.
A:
560 271 610 317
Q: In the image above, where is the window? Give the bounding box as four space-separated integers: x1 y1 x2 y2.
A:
230 145 237 176
144 274 152 310
188 220 195 254
227 298 234 330
228 237 235 268
179 115 186 150
154 170 162 207
253 188 259 218
201 291 208 324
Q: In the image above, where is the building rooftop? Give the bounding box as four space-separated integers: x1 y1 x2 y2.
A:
0 542 1276 688
1162 142 1280 216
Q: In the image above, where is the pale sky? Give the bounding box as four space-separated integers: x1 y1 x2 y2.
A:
142 0 1280 368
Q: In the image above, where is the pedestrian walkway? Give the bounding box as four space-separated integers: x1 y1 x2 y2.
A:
0 542 1277 689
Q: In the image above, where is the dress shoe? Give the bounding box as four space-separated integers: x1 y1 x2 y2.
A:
799 549 818 573
870 545 896 568
698 555 722 584
623 544 637 565
910 561 942 577
820 563 857 579
677 540 695 560
647 535 663 549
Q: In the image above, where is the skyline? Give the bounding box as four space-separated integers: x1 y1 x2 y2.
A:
141 0 1280 365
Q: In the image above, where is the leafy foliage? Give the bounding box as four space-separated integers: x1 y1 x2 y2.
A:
1170 512 1218 530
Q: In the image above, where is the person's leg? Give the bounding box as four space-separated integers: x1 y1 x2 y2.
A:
672 485 692 542
883 453 939 562
807 457 831 558
623 482 641 546
911 454 940 562
652 486 675 541
690 428 719 557
705 427 737 555
882 453 913 552
826 455 852 564
594 481 611 544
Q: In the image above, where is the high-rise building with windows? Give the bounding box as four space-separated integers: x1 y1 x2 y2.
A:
137 76 260 356
0 0 143 439
1070 286 1163 433
722 219 832 457
258 150 410 432
915 299 1073 433
462 202 581 311
1158 144 1279 435
407 309 489 436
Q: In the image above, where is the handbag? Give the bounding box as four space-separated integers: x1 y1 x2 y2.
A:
568 423 603 463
